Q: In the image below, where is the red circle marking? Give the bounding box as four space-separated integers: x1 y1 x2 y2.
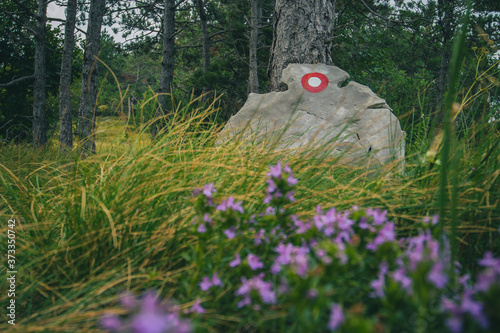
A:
301 72 329 93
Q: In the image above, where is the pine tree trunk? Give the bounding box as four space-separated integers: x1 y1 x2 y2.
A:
59 0 78 151
434 0 456 127
196 0 210 101
154 0 175 138
248 0 260 94
32 0 47 147
268 0 335 91
78 0 106 155
197 0 210 73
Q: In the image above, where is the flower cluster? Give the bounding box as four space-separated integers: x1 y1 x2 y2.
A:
199 272 223 291
100 291 192 333
235 273 277 308
440 251 500 332
271 242 309 277
102 161 500 332
264 161 297 207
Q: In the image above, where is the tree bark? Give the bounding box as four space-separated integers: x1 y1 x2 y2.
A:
196 0 210 101
197 0 210 73
32 0 48 147
248 0 260 94
59 0 78 151
78 0 106 155
434 0 456 126
153 0 175 138
268 0 336 92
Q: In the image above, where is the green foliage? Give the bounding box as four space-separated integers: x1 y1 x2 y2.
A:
333 0 499 154
0 3 64 142
0 91 498 330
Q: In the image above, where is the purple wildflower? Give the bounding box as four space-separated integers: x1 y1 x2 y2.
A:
285 190 296 202
200 273 223 291
366 222 395 251
366 208 388 225
406 230 439 271
274 243 309 277
475 269 497 292
224 227 237 239
141 292 161 312
442 296 461 313
445 316 463 333
254 228 267 245
202 183 216 197
266 178 277 192
270 261 282 275
358 217 372 230
235 274 276 307
328 303 345 331
315 247 333 264
391 267 412 292
211 273 223 287
337 213 354 231
190 298 206 314
119 291 137 310
247 254 264 270
286 174 298 185
274 243 294 265
427 262 448 289
237 297 251 308
307 289 318 299
479 252 500 271
263 206 277 216
101 291 192 333
100 314 122 331
458 274 470 288
461 291 489 328
217 196 244 213
131 311 170 333
268 162 283 179
229 253 241 267
199 276 212 291
202 213 212 224
370 261 388 298
197 223 207 233
423 215 439 225
442 291 490 332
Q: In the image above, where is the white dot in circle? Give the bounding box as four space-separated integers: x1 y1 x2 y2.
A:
308 76 322 87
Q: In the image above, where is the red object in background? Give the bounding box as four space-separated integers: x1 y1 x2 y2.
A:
301 73 329 93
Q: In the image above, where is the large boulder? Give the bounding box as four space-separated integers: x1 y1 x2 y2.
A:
219 64 405 165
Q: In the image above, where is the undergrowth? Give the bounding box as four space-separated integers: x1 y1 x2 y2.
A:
0 96 498 331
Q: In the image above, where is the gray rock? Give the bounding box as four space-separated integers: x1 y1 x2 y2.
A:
219 64 405 165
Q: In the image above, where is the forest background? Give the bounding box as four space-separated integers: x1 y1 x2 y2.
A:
1 0 499 151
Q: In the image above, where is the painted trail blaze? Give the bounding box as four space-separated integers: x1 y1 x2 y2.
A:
301 72 329 93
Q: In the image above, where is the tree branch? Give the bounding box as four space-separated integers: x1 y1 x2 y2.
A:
0 75 35 87
48 17 65 23
3 10 37 34
358 0 419 25
10 0 36 19
174 0 189 10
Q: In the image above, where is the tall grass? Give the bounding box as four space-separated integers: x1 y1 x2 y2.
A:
0 88 498 331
